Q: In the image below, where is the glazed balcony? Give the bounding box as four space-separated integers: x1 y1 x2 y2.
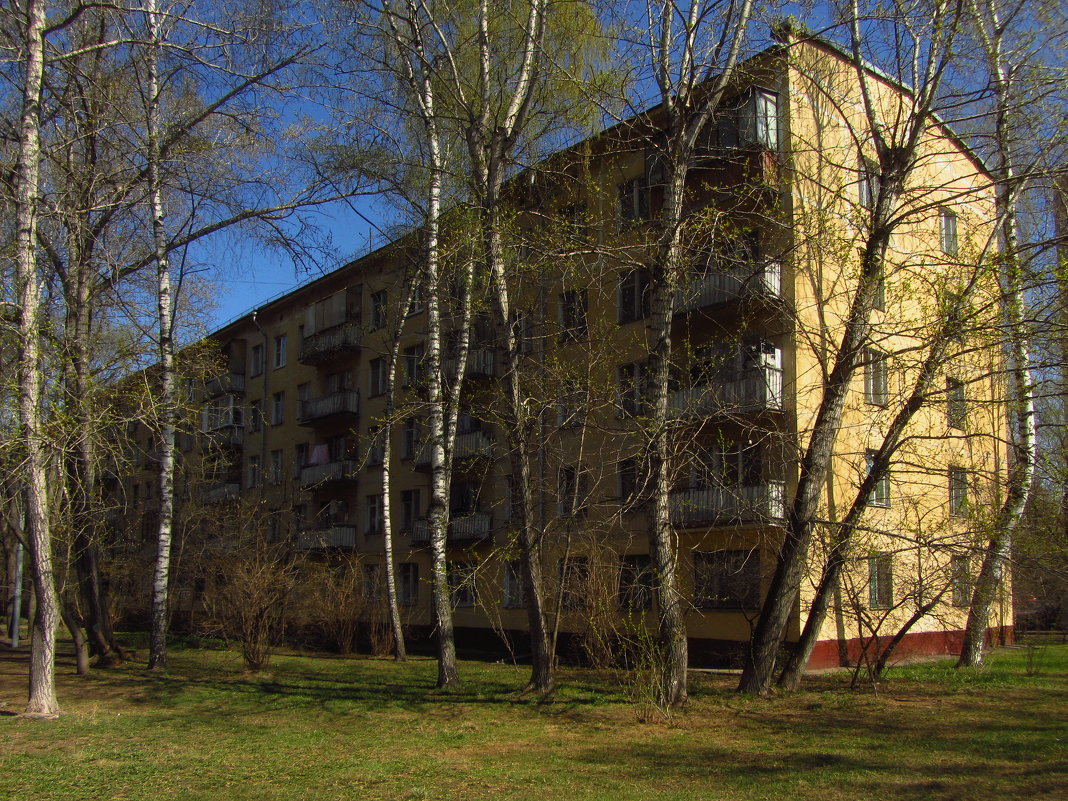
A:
295 523 357 550
298 459 360 488
675 260 781 313
668 366 784 417
298 390 360 425
669 481 786 527
204 424 244 449
298 322 361 365
454 430 494 460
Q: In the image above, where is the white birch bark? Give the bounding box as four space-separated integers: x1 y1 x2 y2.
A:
15 0 61 717
146 0 177 670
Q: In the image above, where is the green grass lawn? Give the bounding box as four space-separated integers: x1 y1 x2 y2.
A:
1 639 1065 801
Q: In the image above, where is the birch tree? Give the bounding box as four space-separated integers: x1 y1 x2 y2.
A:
738 1 969 695
10 0 60 716
631 0 755 707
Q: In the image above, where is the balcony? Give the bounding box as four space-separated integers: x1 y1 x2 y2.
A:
408 513 493 546
298 322 361 365
454 430 494 460
449 512 493 544
410 518 431 546
675 260 781 313
201 482 240 504
298 459 359 488
444 347 496 379
668 366 784 417
204 372 245 398
204 424 244 448
298 390 359 424
295 523 357 550
669 481 786 527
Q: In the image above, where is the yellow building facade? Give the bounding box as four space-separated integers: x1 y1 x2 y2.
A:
120 38 1010 667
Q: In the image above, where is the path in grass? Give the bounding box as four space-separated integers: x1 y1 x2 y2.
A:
1 640 1065 801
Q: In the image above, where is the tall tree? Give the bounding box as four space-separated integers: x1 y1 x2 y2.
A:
11 0 60 716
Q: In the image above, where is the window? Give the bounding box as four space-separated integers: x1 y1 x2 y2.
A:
951 554 973 607
273 334 287 369
367 426 385 466
247 455 261 489
250 343 264 377
249 400 262 433
363 563 383 603
558 289 588 341
269 449 283 484
402 418 419 459
949 467 969 517
618 457 646 506
327 434 347 461
716 88 779 150
618 177 649 225
370 289 388 329
510 309 535 353
865 449 890 508
400 489 421 533
561 203 589 243
619 554 653 611
366 493 384 534
399 563 419 606
618 361 649 417
618 268 651 324
407 284 425 316
503 561 525 609
271 391 285 425
558 465 587 518
867 553 893 609
326 371 351 393
694 550 761 609
864 348 888 406
947 378 967 430
940 208 958 257
556 389 586 429
369 357 387 396
403 343 425 387
558 557 589 610
858 157 880 211
295 443 308 471
448 562 477 608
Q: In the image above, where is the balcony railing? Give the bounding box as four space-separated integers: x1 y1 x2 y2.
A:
298 459 360 487
201 482 240 504
204 372 245 398
449 512 493 544
298 390 360 424
455 430 494 459
675 260 781 313
295 523 357 550
298 322 361 365
410 517 431 546
204 425 244 448
669 481 786 526
668 367 783 417
409 513 493 546
444 347 496 379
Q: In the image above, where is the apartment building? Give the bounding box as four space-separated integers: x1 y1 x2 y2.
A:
119 37 1010 667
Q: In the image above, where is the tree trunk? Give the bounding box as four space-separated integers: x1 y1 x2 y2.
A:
956 0 1035 669
60 603 90 676
146 0 178 671
16 0 61 718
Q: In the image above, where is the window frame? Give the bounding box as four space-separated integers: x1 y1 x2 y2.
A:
273 334 287 369
864 348 889 407
940 208 959 257
865 449 890 508
693 549 761 610
947 378 967 430
949 467 969 517
867 553 894 610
